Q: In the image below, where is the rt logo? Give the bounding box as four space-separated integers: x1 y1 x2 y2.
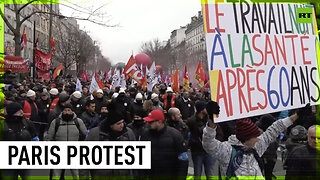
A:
297 8 313 23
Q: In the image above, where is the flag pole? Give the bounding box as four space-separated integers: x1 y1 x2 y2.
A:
32 20 36 82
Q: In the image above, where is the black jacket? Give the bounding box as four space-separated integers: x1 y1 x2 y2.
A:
127 120 147 140
4 116 37 141
286 144 320 180
79 122 136 178
80 111 99 129
140 125 188 178
175 97 195 120
36 98 50 123
167 119 189 146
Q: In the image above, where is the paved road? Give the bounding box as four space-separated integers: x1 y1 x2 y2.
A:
30 150 286 178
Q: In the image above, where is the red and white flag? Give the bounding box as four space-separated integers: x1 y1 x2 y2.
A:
123 55 143 85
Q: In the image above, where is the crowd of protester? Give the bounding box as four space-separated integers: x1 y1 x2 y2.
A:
0 77 319 180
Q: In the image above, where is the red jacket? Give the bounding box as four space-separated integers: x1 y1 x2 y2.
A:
50 97 59 112
23 100 38 119
162 94 176 111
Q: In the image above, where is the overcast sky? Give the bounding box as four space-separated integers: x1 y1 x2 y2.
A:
60 0 202 65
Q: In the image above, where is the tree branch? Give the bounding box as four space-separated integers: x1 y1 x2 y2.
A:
0 7 16 35
18 0 38 14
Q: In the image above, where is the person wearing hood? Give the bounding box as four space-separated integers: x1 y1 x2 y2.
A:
80 100 99 129
175 91 195 121
94 89 108 113
48 92 71 125
3 102 39 179
202 101 299 179
70 91 84 117
127 108 148 140
80 109 136 178
46 104 87 179
151 93 163 111
36 89 51 140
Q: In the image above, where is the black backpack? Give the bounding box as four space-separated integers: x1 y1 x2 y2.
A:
54 118 86 141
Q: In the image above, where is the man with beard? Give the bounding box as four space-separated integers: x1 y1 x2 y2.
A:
161 87 176 113
80 109 136 178
3 102 39 179
175 91 195 121
46 104 87 179
141 110 188 179
127 109 148 140
70 91 84 117
36 89 51 140
151 93 163 111
94 89 108 113
80 100 99 130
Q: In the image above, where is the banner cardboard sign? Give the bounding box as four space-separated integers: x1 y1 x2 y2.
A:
35 49 52 72
202 2 320 122
2 56 29 73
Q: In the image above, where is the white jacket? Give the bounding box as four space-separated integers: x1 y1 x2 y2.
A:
202 117 292 179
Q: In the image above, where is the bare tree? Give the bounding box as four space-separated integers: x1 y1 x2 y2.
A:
0 0 117 56
140 39 174 73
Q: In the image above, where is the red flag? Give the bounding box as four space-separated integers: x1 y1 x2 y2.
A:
53 63 63 80
20 27 27 50
3 56 29 72
124 55 143 85
195 61 205 88
81 70 89 81
35 49 52 72
49 36 56 52
171 69 180 93
95 72 105 89
183 65 190 90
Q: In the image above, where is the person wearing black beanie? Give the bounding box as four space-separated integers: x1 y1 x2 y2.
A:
80 110 136 178
3 102 39 179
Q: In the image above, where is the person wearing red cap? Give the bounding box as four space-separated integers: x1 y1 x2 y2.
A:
202 101 299 179
141 109 189 178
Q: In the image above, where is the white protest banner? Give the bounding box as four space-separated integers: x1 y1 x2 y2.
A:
202 2 320 122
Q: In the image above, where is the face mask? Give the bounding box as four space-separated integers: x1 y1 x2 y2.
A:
100 112 108 118
136 100 143 104
62 114 73 121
